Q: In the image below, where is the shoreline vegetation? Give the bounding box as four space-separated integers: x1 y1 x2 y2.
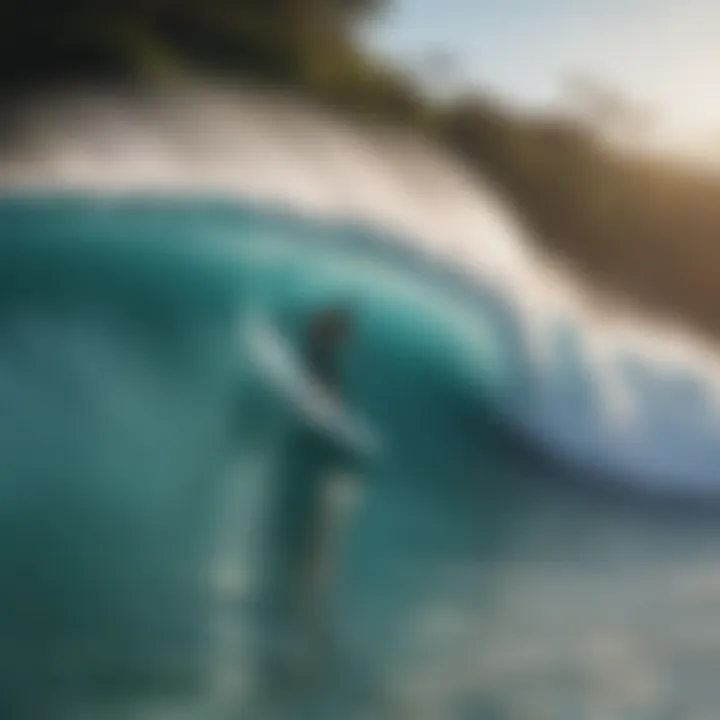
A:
4 1 720 339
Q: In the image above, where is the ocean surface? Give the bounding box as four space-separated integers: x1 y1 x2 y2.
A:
3 196 720 718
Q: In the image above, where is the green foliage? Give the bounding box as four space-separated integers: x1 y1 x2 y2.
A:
0 0 385 85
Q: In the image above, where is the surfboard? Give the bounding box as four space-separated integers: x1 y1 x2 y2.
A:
241 313 384 461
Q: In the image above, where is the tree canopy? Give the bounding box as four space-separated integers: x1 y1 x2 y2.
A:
0 0 385 85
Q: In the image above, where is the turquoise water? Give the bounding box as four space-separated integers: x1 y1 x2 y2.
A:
2 197 720 718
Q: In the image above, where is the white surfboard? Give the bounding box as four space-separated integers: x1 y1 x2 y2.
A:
241 313 384 460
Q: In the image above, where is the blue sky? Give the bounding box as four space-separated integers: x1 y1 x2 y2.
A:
365 0 720 148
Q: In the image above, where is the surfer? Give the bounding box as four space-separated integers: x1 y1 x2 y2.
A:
255 305 362 707
306 307 352 390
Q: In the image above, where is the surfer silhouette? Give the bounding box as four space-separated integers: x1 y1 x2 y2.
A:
306 307 351 390
255 305 362 708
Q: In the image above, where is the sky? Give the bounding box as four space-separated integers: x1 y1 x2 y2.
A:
365 0 720 151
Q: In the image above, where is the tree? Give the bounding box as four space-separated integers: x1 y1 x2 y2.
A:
0 0 387 85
